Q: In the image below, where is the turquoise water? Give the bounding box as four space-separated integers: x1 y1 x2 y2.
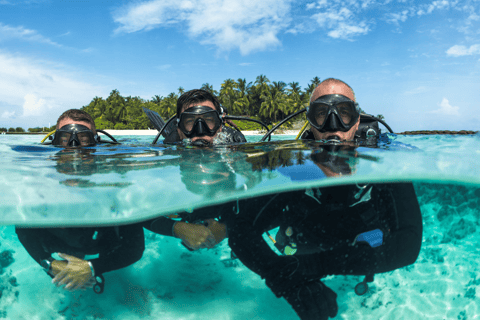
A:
0 133 479 319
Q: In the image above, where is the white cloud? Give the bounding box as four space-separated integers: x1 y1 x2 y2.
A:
22 93 48 117
327 21 370 39
446 44 480 56
386 10 410 25
431 98 460 116
0 51 102 124
1 111 15 119
0 23 61 46
113 0 291 55
310 6 371 40
426 0 452 14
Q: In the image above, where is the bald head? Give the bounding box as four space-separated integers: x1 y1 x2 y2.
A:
308 78 359 141
310 78 355 102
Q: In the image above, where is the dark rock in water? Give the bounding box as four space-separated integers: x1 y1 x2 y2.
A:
442 218 476 242
437 205 456 221
0 250 14 269
464 287 476 299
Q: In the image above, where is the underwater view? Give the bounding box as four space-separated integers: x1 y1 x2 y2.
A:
0 133 479 320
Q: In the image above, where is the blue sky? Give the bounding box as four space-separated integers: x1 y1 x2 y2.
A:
0 0 479 131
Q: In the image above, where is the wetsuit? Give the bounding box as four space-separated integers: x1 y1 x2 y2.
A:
16 224 145 278
225 182 422 319
162 125 247 144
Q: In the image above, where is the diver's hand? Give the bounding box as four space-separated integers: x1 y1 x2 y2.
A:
204 219 227 244
50 259 68 276
173 222 216 250
52 253 95 291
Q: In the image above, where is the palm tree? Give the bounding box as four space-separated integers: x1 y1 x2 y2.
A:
219 79 238 114
272 81 287 93
287 82 301 95
201 83 218 96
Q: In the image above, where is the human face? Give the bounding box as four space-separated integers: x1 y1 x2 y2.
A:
55 118 96 147
310 82 359 141
177 100 222 144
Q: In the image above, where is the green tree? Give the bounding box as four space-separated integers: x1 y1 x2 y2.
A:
219 78 238 114
200 83 218 96
15 127 25 132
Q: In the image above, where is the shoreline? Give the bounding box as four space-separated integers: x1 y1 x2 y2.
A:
2 130 477 136
100 129 300 136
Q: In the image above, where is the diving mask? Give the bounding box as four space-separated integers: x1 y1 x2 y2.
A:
177 106 222 138
52 124 97 147
307 94 360 132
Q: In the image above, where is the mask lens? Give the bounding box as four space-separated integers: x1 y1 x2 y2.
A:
203 113 220 130
180 114 198 132
337 102 355 125
312 104 330 128
77 132 95 146
57 132 72 147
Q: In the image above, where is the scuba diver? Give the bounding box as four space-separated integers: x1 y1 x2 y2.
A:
144 89 272 145
41 108 118 147
16 109 144 294
162 89 247 146
143 147 263 251
225 78 423 320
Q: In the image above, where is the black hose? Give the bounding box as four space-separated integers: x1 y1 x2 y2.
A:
224 116 271 141
153 115 177 144
260 108 307 142
97 130 119 144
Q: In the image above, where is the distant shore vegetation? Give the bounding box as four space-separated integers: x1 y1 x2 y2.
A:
81 75 325 131
3 75 390 133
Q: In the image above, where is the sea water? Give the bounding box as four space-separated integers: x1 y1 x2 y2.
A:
0 133 479 319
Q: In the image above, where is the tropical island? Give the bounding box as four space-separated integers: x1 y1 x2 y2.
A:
1 75 476 135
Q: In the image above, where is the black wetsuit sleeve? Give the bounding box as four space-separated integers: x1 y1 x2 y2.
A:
15 227 52 265
143 217 177 237
89 223 145 275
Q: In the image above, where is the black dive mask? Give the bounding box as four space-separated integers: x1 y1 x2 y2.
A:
52 124 97 147
177 106 222 138
307 94 360 132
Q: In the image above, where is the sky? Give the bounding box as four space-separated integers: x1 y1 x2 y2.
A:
0 0 479 132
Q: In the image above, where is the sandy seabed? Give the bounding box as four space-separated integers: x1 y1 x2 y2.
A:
101 129 299 136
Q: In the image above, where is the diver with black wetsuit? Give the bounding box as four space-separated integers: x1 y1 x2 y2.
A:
161 89 246 145
226 79 423 320
145 89 247 249
16 109 144 294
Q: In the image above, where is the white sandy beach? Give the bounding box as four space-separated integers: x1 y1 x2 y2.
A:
101 129 299 136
